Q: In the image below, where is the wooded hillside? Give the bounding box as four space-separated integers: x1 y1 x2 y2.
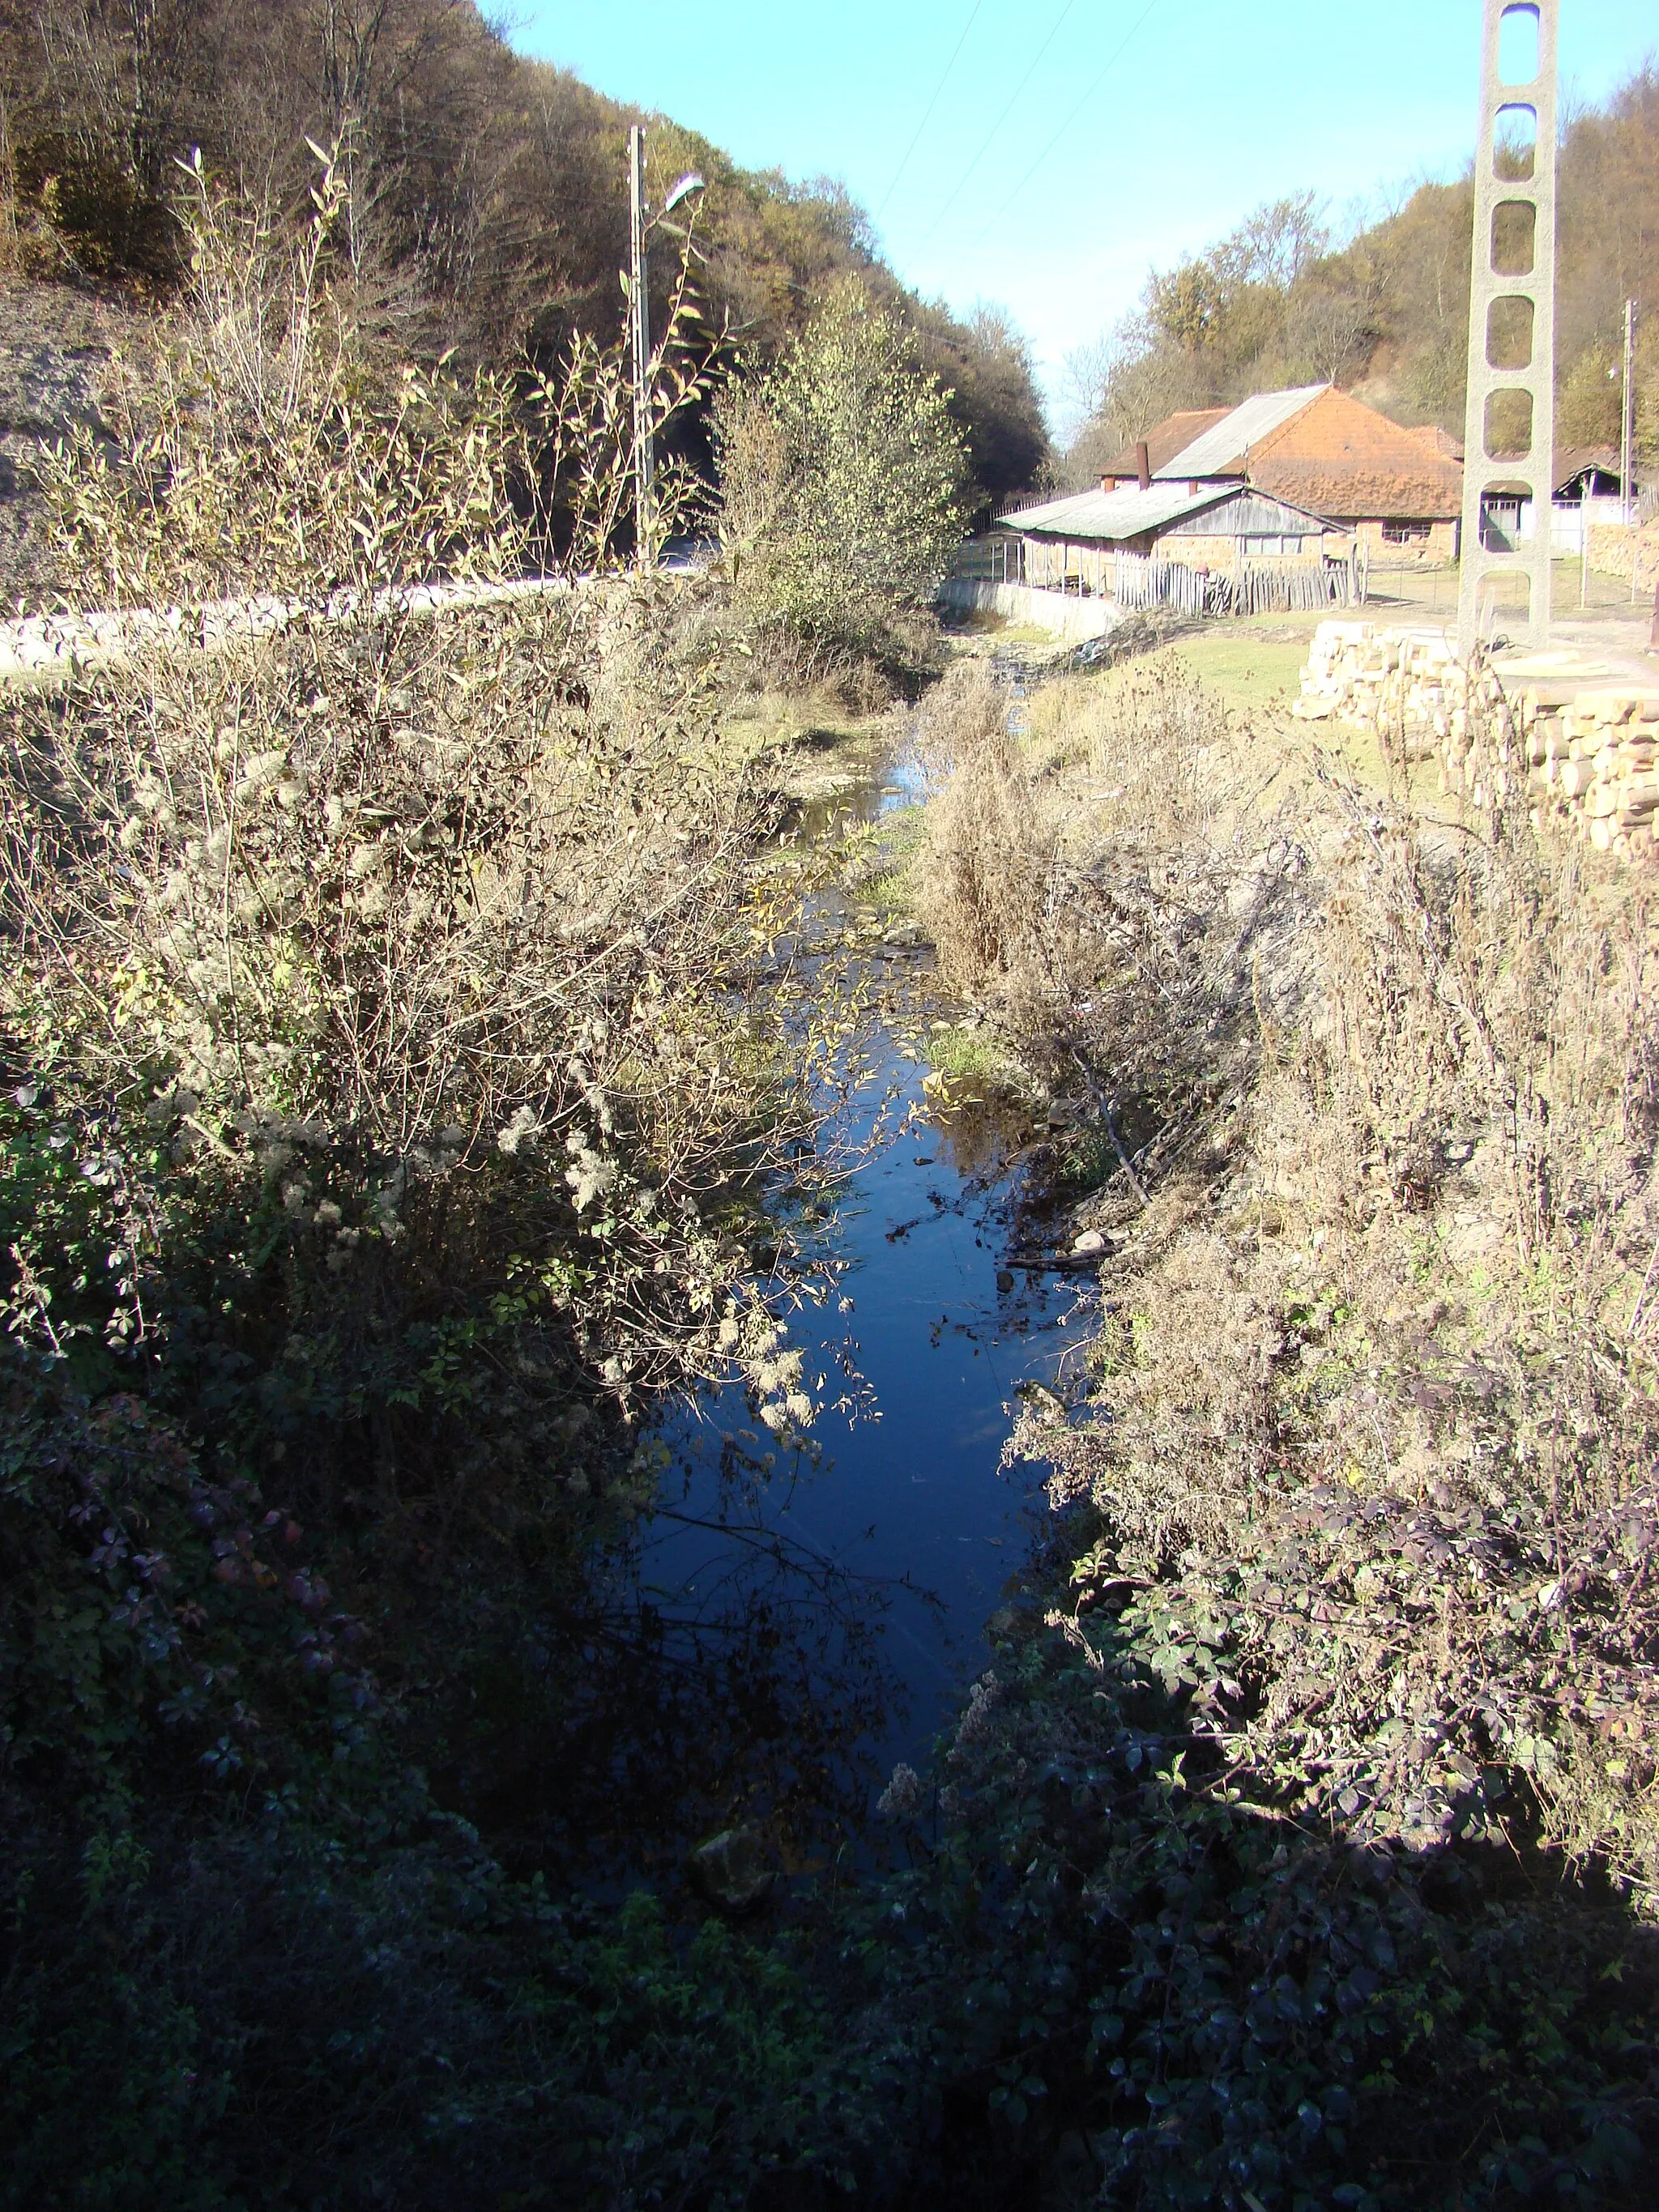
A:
1064 65 1658 488
0 0 1048 517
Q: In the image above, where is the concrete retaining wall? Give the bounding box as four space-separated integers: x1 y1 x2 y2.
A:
939 578 1117 641
0 573 577 689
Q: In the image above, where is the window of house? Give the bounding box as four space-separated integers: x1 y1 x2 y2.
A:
1382 520 1432 543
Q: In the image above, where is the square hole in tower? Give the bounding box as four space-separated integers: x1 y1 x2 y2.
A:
1494 104 1538 181
1485 390 1535 462
1486 296 1535 370
1498 5 1540 87
1491 199 1537 276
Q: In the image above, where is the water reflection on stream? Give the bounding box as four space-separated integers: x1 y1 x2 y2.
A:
630 744 1095 1860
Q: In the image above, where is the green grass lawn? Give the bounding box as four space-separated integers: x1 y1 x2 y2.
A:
1170 629 1314 714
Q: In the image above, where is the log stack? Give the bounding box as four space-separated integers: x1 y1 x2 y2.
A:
1294 620 1659 866
1510 686 1659 860
1292 621 1461 757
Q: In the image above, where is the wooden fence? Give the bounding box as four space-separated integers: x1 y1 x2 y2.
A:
950 538 1355 618
1111 552 1213 616
1212 558 1357 616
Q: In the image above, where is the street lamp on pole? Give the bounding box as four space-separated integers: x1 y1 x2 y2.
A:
628 127 705 571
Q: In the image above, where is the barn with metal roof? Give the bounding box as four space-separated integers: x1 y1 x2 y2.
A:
981 478 1347 598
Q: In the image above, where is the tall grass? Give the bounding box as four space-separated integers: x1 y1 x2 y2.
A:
920 645 1659 1899
913 659 1057 999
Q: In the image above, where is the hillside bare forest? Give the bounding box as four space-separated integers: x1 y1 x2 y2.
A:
1064 63 1659 483
0 0 1048 531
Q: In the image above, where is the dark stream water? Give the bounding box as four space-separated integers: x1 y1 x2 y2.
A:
607 739 1096 1873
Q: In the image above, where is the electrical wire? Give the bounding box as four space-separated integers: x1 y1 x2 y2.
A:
975 0 1165 245
915 0 1079 249
874 0 987 222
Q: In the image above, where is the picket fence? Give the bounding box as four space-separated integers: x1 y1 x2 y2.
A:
1111 549 1355 617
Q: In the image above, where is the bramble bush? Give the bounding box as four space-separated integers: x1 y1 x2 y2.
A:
2 148 836 1451
0 151 897 2209
885 643 1659 2203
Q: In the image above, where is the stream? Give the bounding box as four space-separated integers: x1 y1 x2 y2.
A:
616 732 1095 1873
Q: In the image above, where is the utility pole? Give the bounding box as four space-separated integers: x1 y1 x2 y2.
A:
1581 475 1590 609
1621 296 1638 602
629 124 654 570
1456 0 1559 657
1621 298 1636 529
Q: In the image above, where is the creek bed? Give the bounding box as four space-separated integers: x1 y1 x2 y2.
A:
629 743 1094 1869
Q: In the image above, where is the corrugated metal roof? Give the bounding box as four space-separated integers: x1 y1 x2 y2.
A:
1153 385 1328 479
989 482 1232 539
1099 407 1231 479
990 483 1336 545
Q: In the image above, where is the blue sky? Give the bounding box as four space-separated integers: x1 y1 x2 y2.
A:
510 2 1653 424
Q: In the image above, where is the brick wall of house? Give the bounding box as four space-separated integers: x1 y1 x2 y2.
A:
1348 518 1460 565
1152 532 1238 567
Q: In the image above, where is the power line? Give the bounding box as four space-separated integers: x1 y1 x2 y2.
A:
916 0 1079 249
975 0 1165 245
875 0 987 222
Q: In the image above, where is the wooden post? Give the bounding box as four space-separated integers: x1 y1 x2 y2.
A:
1623 298 1638 601
1581 478 1590 608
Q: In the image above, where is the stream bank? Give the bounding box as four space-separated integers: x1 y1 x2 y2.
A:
8 624 1657 2211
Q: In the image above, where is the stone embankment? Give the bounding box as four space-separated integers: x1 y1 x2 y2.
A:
1588 518 1659 597
1294 618 1659 863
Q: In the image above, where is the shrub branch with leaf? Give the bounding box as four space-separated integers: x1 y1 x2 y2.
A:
714 275 967 689
0 143 849 1882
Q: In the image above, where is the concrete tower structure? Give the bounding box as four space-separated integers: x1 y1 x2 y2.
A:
1456 1 1559 654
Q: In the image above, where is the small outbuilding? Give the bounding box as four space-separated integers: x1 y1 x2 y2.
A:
1553 447 1628 503
979 479 1350 615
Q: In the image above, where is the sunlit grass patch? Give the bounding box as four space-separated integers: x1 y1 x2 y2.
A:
1168 630 1313 714
921 1021 1027 1102
842 801 926 913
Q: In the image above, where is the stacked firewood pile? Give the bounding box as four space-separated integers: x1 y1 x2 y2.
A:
1465 683 1659 859
1292 620 1456 756
1294 620 1659 864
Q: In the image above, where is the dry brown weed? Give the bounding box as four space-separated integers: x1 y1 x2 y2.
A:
994 658 1659 1897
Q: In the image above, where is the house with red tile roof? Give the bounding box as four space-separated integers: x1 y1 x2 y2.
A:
1098 408 1231 487
1104 386 1464 565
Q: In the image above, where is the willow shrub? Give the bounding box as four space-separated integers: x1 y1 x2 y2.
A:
714 275 968 692
0 162 911 2212
0 151 847 1810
